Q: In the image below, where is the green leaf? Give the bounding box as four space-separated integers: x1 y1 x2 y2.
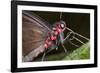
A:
63 41 90 60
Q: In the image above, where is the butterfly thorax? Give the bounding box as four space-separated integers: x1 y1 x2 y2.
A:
44 23 62 49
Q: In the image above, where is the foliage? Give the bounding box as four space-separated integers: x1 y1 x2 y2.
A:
63 41 90 60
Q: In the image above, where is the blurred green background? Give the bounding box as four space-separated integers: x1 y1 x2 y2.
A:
26 10 90 61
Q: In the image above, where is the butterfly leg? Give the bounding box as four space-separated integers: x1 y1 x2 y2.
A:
68 40 79 47
61 43 67 53
59 33 67 53
41 52 46 61
41 44 57 61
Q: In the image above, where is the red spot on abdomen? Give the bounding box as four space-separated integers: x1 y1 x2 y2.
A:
51 35 56 41
55 31 58 35
57 27 62 33
44 43 48 49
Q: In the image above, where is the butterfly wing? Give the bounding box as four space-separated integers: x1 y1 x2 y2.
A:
22 11 52 61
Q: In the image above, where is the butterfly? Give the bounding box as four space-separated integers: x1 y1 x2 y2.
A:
22 11 89 62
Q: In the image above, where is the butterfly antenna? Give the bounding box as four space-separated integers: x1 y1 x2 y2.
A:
60 12 62 20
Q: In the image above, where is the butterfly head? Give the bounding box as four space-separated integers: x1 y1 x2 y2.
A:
59 21 66 29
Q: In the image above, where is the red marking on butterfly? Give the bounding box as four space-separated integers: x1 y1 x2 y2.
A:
44 43 48 49
44 23 62 49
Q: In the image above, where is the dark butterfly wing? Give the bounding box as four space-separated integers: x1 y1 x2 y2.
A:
23 11 52 32
22 11 52 61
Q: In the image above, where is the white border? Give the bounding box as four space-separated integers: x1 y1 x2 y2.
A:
17 5 94 68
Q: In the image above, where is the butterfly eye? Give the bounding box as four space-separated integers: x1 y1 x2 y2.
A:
60 23 64 28
59 21 66 29
61 24 64 28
